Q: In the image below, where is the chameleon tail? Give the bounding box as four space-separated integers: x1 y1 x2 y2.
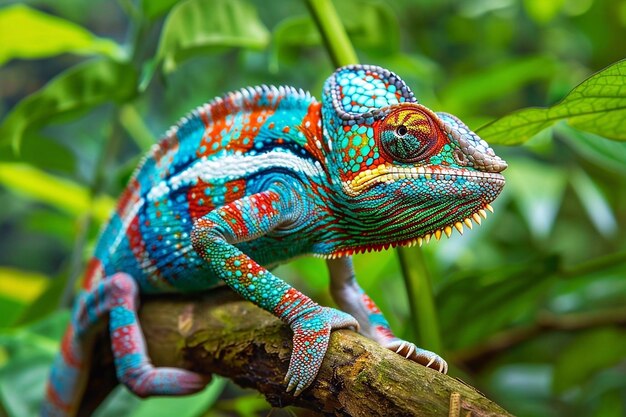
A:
41 322 91 417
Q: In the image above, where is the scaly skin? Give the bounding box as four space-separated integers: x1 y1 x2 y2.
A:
42 65 506 416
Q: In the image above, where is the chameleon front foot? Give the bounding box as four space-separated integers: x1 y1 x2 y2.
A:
285 307 359 396
384 339 448 374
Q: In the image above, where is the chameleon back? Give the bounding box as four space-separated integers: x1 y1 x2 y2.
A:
86 86 325 294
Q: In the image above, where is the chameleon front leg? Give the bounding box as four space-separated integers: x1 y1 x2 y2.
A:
327 257 448 373
191 186 358 395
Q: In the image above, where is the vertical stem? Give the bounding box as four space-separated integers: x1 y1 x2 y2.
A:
305 0 443 352
397 247 442 352
305 0 358 67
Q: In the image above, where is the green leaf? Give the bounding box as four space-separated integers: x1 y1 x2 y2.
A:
0 58 137 152
505 158 568 239
569 168 617 238
0 163 115 223
0 4 122 66
478 59 626 144
140 0 181 19
0 134 76 174
157 0 269 74
553 328 626 393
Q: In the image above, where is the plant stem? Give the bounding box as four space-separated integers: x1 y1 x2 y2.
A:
305 0 358 67
397 247 442 352
305 0 443 352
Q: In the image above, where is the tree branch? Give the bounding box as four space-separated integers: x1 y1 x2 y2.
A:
81 288 512 417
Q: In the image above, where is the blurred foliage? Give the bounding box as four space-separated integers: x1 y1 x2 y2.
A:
0 0 625 416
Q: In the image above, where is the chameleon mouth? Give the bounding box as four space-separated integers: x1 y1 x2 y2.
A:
343 164 505 196
317 202 497 259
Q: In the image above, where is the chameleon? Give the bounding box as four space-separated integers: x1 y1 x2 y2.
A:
42 64 506 417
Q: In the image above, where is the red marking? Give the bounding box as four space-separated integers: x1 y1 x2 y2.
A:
83 257 103 290
127 216 146 259
187 180 216 221
45 383 72 412
116 178 140 219
282 126 290 133
273 288 305 319
268 122 275 129
299 102 325 162
60 327 81 367
152 133 179 171
111 324 140 356
224 179 246 204
362 293 381 314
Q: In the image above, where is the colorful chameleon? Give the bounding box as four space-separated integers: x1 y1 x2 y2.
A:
42 64 506 416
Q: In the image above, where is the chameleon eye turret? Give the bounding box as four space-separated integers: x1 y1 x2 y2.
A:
375 106 446 163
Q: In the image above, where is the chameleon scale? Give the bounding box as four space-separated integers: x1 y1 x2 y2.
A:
42 65 506 417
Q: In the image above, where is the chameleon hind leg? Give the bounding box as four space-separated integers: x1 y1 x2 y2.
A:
191 187 358 395
75 273 209 397
327 257 448 373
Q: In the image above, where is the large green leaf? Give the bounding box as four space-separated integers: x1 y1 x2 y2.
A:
0 4 122 66
0 163 115 223
478 59 626 144
156 0 269 74
0 58 137 151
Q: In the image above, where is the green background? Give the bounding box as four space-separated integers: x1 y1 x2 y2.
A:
0 0 625 416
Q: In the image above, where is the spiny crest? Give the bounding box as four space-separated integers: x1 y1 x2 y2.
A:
166 84 314 140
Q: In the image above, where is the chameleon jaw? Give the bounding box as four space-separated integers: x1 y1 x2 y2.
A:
315 203 496 260
342 164 505 197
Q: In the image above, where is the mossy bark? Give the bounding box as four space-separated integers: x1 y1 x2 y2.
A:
81 288 512 417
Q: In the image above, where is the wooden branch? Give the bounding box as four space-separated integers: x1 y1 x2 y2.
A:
82 288 512 417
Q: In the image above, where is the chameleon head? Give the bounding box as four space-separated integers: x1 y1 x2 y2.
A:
320 65 507 253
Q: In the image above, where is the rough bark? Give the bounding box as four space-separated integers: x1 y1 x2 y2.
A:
81 288 512 417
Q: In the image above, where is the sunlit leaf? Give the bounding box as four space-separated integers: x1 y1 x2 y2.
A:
0 163 115 223
478 60 626 144
523 0 565 23
569 168 617 238
157 0 269 74
0 58 137 151
0 268 48 304
553 328 626 393
0 4 122 66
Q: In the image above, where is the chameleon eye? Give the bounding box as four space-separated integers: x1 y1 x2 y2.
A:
376 107 443 163
395 125 408 137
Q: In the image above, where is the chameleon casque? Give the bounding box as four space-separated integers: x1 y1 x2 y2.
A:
42 64 506 416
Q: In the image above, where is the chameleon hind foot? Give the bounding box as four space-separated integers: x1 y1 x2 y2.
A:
384 339 448 374
121 366 211 398
285 306 359 396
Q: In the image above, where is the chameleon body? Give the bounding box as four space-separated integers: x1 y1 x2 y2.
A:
42 65 506 416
